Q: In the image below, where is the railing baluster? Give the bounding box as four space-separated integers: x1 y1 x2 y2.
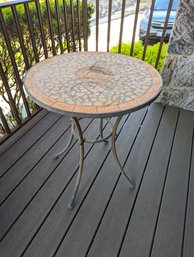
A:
82 0 88 51
0 62 21 125
55 0 64 54
63 0 70 52
11 5 30 69
130 0 141 56
77 0 82 51
107 0 112 52
155 0 174 69
70 0 76 51
45 0 56 56
0 107 11 135
0 9 31 117
35 0 48 58
24 2 39 63
118 0 126 53
96 0 99 51
142 0 155 60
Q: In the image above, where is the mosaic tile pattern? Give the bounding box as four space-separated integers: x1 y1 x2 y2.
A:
24 52 162 117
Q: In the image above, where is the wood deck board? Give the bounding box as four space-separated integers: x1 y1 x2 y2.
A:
20 112 136 257
0 109 48 156
0 111 62 177
0 103 194 257
183 129 194 257
53 108 148 257
150 110 194 257
0 118 93 257
88 106 177 257
0 118 90 241
0 116 70 206
118 106 179 257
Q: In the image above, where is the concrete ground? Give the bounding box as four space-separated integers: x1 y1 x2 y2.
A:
88 0 149 51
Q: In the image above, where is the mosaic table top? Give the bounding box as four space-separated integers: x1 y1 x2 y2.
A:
24 52 162 118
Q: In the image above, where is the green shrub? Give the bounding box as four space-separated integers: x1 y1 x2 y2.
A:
110 41 168 72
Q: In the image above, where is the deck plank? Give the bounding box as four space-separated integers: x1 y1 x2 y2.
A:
22 108 148 257
0 118 111 257
87 106 178 257
0 111 62 177
0 118 91 240
0 109 48 156
117 106 179 257
0 116 69 206
182 129 194 257
0 104 194 257
150 110 194 257
54 105 163 257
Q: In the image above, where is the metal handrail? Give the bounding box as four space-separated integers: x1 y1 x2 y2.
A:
0 0 35 8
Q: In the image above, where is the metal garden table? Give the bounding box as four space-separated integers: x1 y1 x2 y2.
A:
24 52 162 209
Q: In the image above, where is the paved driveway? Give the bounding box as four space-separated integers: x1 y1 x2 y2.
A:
88 0 148 51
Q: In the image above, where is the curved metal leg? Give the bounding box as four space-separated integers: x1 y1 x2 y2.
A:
54 121 74 160
99 118 108 144
100 118 103 138
112 116 134 189
68 117 84 209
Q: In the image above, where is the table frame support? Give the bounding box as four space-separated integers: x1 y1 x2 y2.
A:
112 116 134 188
54 116 134 209
67 117 84 209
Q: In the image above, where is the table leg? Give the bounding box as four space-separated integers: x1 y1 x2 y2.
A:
111 116 134 188
100 118 103 138
54 118 74 159
67 117 84 209
99 118 108 144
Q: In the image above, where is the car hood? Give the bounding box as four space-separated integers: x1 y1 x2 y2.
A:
145 10 176 23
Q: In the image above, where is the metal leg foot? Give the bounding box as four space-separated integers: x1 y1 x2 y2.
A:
54 120 74 160
112 116 135 189
68 117 84 209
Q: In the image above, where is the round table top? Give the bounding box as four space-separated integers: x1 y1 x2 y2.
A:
24 52 162 118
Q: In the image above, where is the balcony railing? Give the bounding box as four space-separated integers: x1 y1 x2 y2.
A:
0 0 175 143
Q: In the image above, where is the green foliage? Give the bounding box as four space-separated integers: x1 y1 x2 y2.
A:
0 0 94 132
110 41 168 72
1 0 94 53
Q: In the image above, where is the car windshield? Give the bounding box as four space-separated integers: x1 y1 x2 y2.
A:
154 0 178 11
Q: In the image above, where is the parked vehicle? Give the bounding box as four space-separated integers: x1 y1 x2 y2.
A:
139 0 179 43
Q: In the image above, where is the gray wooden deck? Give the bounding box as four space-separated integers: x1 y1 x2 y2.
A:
0 103 194 257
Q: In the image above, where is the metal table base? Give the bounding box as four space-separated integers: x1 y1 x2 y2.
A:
54 116 134 209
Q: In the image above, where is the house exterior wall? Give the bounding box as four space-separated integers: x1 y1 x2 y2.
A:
156 0 194 111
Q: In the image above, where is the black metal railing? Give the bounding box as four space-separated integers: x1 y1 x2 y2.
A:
0 0 175 143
